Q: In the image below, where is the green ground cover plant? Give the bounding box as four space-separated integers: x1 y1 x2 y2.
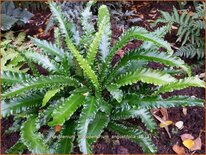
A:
1 1 205 154
153 2 205 60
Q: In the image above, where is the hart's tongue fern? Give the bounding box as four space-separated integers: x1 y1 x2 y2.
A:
2 1 205 154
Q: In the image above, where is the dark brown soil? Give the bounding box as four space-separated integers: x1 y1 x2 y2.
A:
1 117 20 153
1 1 205 154
92 106 205 154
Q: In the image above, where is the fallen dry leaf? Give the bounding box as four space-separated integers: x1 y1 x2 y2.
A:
182 107 187 116
172 26 178 30
180 131 203 151
172 144 185 154
117 50 124 58
38 28 44 33
188 11 194 16
151 108 172 138
160 107 169 120
175 121 184 130
190 137 201 151
180 133 194 141
55 125 62 132
160 120 173 128
183 139 195 149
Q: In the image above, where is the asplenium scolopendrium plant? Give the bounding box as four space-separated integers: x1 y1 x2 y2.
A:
1 1 205 154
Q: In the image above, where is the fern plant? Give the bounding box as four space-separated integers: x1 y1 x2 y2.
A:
2 1 205 154
1 31 42 75
153 3 205 59
1 31 33 73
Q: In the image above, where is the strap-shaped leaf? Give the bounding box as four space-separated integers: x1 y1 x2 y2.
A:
86 22 103 65
98 5 111 62
21 115 49 154
55 120 76 154
122 94 204 109
24 50 60 73
42 87 62 107
101 26 173 81
50 2 99 89
30 37 64 59
108 122 157 153
81 1 95 40
48 93 85 126
106 60 147 84
114 50 191 76
1 93 43 117
65 36 100 89
114 68 177 87
49 2 73 39
2 75 79 98
154 76 205 95
87 112 110 145
1 70 31 86
106 84 123 103
112 105 156 132
77 96 98 154
5 140 26 154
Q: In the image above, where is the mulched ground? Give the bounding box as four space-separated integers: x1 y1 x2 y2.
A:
1 1 205 154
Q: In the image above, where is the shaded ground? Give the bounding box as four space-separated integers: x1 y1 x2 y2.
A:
1 1 205 154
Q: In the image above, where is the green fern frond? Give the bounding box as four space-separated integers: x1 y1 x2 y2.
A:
80 1 95 47
99 100 112 114
1 93 43 117
106 84 123 103
101 26 173 82
24 50 61 73
87 112 110 145
1 71 31 86
113 50 191 76
114 68 177 87
42 87 62 107
48 93 85 126
175 43 204 60
106 60 146 84
155 4 204 60
152 25 170 38
86 22 104 65
98 5 111 62
1 46 28 73
65 39 100 89
49 2 73 39
112 105 156 132
29 37 64 59
5 140 27 154
77 96 98 154
50 2 100 89
154 76 205 95
55 120 76 154
21 115 49 154
2 75 79 98
54 27 62 48
122 94 204 109
108 122 157 153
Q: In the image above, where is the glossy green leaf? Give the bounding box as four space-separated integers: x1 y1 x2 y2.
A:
77 96 98 154
48 93 85 126
114 68 177 87
108 122 157 153
21 115 49 154
42 87 62 107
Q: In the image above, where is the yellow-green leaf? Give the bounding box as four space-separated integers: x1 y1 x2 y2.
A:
42 88 62 107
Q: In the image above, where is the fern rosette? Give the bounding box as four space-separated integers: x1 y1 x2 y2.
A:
1 1 205 154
